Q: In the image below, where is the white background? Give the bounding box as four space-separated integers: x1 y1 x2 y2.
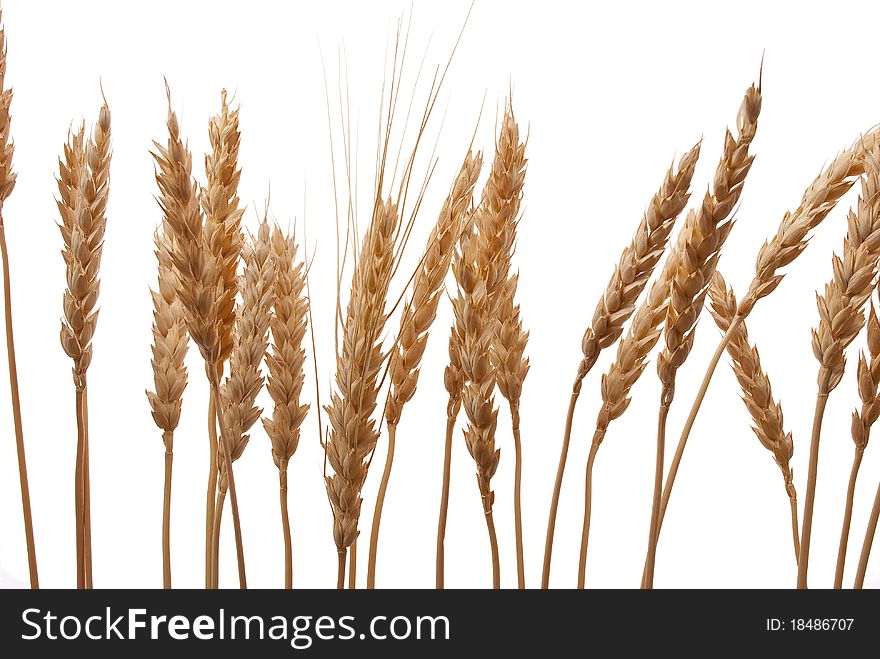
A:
1 0 879 589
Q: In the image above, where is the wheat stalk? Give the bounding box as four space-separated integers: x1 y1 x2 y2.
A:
542 140 700 588
152 87 246 589
200 89 244 588
146 230 189 589
834 294 880 587
367 151 481 589
0 12 37 588
644 78 762 589
58 95 111 589
325 197 400 587
708 271 799 561
799 146 880 588
262 224 309 589
667 127 880 567
213 217 275 587
854 478 880 588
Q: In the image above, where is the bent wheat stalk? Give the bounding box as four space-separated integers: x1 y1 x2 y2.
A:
659 127 880 569
368 152 481 589
262 225 309 589
0 15 37 588
835 296 880 588
146 232 189 589
798 147 880 588
854 478 880 588
541 141 700 588
58 97 111 589
152 88 246 589
708 271 798 561
644 78 762 589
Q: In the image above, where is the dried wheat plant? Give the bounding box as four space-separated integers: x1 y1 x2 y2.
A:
662 127 880 574
325 197 400 588
445 107 526 590
262 225 309 589
201 90 244 588
708 271 798 561
151 88 247 590
57 95 111 589
146 231 189 588
798 147 880 588
835 293 879 587
214 217 274 587
367 151 482 589
541 141 700 588
643 78 762 589
0 12 37 588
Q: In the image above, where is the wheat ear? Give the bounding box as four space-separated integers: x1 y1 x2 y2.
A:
708 271 798 561
799 146 880 588
213 217 274 587
146 230 189 589
58 94 111 589
541 141 700 588
325 197 400 587
152 88 246 589
201 89 243 588
668 127 880 560
0 13 37 588
643 78 762 589
834 295 880 587
367 152 481 589
262 225 309 589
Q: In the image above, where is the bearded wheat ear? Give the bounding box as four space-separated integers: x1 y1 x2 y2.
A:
708 271 798 562
201 89 244 588
835 294 880 588
0 13 38 589
262 224 309 589
214 217 274 588
797 146 880 588
366 151 481 589
146 231 189 589
541 140 700 589
666 126 880 568
152 87 246 590
643 78 762 590
58 94 111 590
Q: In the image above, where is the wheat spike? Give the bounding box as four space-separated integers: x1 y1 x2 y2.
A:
325 198 400 553
852 298 880 451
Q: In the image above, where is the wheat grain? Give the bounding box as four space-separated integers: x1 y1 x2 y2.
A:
368 151 481 589
542 142 700 588
708 271 798 560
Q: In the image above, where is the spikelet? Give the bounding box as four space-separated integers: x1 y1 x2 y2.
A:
325 198 400 551
657 80 762 393
263 225 310 468
219 218 275 490
386 152 482 427
146 232 189 437
811 147 880 392
852 297 880 451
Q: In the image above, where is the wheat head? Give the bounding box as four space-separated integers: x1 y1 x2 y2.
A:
0 14 14 210
852 297 880 450
325 197 400 551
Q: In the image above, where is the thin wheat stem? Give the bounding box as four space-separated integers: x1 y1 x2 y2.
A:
367 424 397 589
211 487 225 588
854 478 880 588
74 384 86 588
834 447 864 588
798 369 832 588
644 395 672 589
337 550 347 590
348 540 357 589
484 505 500 590
280 461 292 589
789 493 800 564
436 409 457 589
1 224 37 588
206 394 218 588
542 385 585 588
83 389 92 589
162 432 173 589
510 400 524 589
577 439 601 589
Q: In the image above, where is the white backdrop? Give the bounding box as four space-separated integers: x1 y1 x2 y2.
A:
0 0 878 589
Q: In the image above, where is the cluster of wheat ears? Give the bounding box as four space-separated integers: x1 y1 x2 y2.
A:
1 13 880 590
